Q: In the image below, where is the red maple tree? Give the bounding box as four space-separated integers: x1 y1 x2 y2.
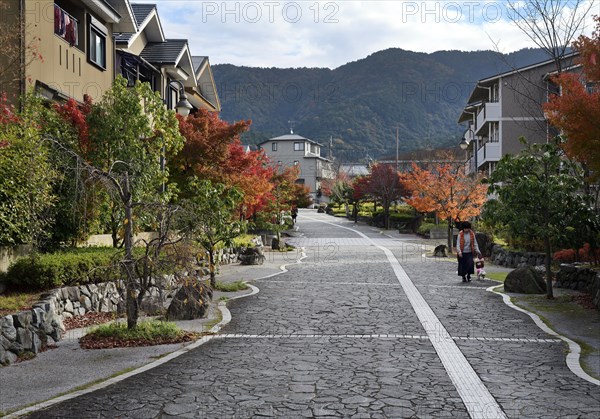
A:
544 16 600 180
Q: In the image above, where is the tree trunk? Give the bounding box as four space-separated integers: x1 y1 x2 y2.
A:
122 173 139 329
447 217 453 252
544 236 554 299
384 204 390 230
209 249 216 288
111 210 119 248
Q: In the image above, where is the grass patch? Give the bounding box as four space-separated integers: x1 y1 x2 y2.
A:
203 308 223 332
88 319 182 340
0 291 42 315
486 272 508 283
214 280 248 292
80 319 199 349
513 294 577 313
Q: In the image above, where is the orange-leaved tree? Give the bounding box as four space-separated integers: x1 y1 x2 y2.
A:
544 15 600 182
401 162 488 251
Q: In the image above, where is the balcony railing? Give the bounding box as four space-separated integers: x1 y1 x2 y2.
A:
54 4 80 48
475 102 501 135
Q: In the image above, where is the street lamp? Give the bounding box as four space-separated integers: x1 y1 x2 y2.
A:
460 128 477 174
160 80 192 194
168 79 193 117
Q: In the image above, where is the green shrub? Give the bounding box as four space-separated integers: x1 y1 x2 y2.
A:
5 248 122 290
417 223 438 236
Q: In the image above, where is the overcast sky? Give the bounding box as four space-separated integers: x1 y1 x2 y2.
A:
150 0 600 68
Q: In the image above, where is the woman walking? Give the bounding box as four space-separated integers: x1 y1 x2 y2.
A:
456 221 482 282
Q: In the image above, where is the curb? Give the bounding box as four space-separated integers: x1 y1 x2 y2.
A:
5 255 304 419
487 284 600 386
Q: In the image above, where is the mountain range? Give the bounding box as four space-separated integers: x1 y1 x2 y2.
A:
212 47 550 161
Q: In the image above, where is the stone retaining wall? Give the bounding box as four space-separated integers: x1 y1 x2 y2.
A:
555 265 600 309
0 238 265 365
489 245 546 268
0 276 178 366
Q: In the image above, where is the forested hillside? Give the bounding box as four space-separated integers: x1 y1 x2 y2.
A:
213 48 549 160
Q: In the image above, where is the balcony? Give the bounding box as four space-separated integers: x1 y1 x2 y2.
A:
480 142 501 163
475 102 500 135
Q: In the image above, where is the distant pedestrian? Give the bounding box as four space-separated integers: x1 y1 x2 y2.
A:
291 206 298 224
456 221 482 282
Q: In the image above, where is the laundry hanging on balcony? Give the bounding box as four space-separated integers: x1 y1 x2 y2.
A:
54 4 78 47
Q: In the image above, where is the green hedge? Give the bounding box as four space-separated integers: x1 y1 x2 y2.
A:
417 223 438 236
5 248 122 290
371 211 414 223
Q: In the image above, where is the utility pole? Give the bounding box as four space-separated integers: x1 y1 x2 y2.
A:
395 126 399 171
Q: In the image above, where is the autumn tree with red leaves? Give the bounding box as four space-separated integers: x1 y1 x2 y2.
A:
170 109 251 190
362 163 403 230
170 109 275 216
544 15 600 183
223 141 274 218
401 162 488 251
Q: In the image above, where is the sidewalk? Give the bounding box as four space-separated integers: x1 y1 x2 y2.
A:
0 250 298 417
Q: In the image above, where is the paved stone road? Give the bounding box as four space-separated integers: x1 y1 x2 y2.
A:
26 212 600 418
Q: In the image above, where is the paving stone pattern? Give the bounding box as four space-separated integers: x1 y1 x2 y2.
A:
26 213 600 418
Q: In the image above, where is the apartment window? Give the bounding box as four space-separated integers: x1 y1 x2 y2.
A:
490 122 500 143
88 16 107 69
294 142 305 151
272 142 277 152
491 83 499 102
586 82 598 94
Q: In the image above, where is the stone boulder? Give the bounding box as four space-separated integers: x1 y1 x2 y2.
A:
166 279 213 321
505 267 547 294
239 247 265 265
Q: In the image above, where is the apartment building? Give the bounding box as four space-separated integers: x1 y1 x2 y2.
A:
0 0 137 102
458 53 580 175
114 3 220 113
0 1 219 113
259 133 335 203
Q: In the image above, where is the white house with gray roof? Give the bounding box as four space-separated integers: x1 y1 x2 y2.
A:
259 133 335 203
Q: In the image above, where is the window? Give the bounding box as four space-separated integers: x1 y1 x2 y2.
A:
88 16 107 69
272 142 277 152
490 122 500 143
294 142 305 151
586 82 598 94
